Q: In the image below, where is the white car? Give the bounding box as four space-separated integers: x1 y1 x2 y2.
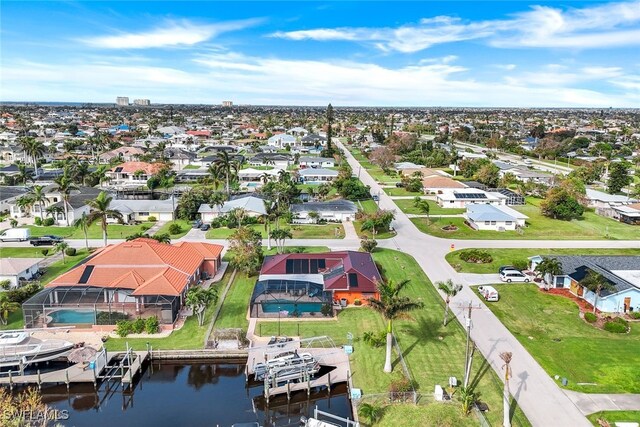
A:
478 286 499 302
500 270 530 283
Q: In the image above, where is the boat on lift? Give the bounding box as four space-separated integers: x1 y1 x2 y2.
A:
0 331 74 371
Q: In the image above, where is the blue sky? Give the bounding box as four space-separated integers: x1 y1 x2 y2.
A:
1 1 639 107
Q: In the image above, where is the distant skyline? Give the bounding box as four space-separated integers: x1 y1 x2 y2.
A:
1 1 639 107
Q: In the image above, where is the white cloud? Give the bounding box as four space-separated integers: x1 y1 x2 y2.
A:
3 53 634 107
495 64 517 71
81 19 262 49
271 1 640 51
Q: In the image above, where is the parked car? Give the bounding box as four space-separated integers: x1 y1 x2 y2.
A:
29 235 63 246
478 285 499 302
0 228 30 242
498 265 518 274
395 182 405 188
200 224 210 231
372 194 379 201
500 270 530 283
192 219 203 229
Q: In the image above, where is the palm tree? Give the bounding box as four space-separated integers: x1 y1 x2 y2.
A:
53 173 78 226
54 241 69 263
86 191 123 246
307 211 320 224
263 202 278 251
367 279 424 373
29 185 48 221
270 228 292 254
17 163 33 185
209 192 226 215
581 270 616 314
212 152 239 198
74 161 91 186
437 279 462 326
73 211 90 251
15 195 34 218
534 257 563 289
0 294 20 325
500 351 513 427
358 402 384 425
230 208 247 229
185 287 219 326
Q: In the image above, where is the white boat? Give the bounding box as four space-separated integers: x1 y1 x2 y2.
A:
0 331 75 369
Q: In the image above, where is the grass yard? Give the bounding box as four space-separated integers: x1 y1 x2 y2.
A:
213 273 254 330
383 187 423 197
412 198 640 240
0 309 24 330
587 411 640 426
354 221 396 240
206 222 345 239
393 199 465 215
479 284 640 393
21 222 155 240
258 249 529 427
446 248 640 274
357 199 379 214
0 247 53 258
349 149 401 184
154 219 191 238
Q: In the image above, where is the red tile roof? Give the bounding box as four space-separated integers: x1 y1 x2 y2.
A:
47 239 223 296
260 251 382 293
109 161 164 175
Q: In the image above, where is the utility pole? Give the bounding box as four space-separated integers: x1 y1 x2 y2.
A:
461 301 483 388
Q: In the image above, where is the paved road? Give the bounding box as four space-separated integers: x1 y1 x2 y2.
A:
336 139 593 427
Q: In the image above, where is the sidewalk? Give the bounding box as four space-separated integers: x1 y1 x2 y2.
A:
146 221 167 235
342 220 359 240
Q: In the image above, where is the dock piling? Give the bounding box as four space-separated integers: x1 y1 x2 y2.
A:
37 370 41 390
8 370 13 391
65 370 70 392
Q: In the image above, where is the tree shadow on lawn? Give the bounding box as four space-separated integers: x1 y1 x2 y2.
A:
510 370 529 423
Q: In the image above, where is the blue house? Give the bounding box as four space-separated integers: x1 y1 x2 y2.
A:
529 255 640 313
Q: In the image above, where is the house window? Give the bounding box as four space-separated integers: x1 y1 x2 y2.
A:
484 221 490 225
348 273 358 288
505 221 512 225
490 221 496 225
139 212 149 216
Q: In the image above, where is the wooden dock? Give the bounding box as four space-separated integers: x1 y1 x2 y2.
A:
0 350 149 390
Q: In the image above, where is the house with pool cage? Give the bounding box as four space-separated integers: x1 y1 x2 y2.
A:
250 251 382 318
22 238 223 330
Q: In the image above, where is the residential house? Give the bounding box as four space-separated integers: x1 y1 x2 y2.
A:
8 185 102 225
291 199 358 223
423 175 468 194
106 162 164 187
0 186 28 213
267 133 296 149
612 203 640 225
198 195 267 222
238 167 282 183
98 146 145 163
24 238 224 328
300 134 327 146
0 258 42 288
437 189 507 209
249 153 291 169
299 156 335 169
464 204 528 231
250 251 382 317
298 168 338 184
164 148 196 170
287 127 308 137
585 189 637 220
528 255 640 313
109 198 176 223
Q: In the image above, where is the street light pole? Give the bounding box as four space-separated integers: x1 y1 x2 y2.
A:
278 306 281 337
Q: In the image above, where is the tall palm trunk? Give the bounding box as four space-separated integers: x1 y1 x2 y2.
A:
102 217 108 247
503 376 511 427
443 297 450 326
266 220 272 251
384 320 393 373
39 201 44 221
63 199 70 226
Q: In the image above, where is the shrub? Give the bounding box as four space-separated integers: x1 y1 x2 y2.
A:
147 216 157 222
140 224 151 231
41 249 49 256
168 223 183 235
459 249 493 264
360 238 378 253
132 318 146 334
603 320 628 333
115 320 132 337
354 299 361 306
584 312 597 323
43 218 55 226
96 311 129 325
145 316 160 334
630 312 640 320
0 280 11 290
613 316 629 326
389 376 413 393
320 304 333 317
34 217 42 226
512 259 528 271
65 247 76 256
5 282 42 303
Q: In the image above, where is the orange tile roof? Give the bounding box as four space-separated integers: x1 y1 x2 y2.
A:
422 175 467 189
110 161 164 175
47 239 223 296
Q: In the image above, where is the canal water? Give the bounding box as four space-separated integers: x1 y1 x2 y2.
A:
40 360 352 427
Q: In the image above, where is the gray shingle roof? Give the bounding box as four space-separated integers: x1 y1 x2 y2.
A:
553 255 640 296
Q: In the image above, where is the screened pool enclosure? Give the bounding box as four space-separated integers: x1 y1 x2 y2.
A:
22 286 181 329
249 279 332 318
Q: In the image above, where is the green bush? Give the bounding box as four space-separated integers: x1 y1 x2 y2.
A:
354 298 362 306
141 224 151 231
5 282 42 303
603 320 628 333
512 259 529 271
96 311 129 325
629 312 640 320
459 249 493 264
360 238 378 253
115 320 132 337
34 217 42 226
147 216 157 222
65 247 76 256
389 376 413 393
612 316 629 326
0 280 11 290
41 249 49 256
168 223 183 235
43 218 55 226
320 304 333 317
132 318 146 334
363 330 386 347
145 316 160 334
584 312 597 323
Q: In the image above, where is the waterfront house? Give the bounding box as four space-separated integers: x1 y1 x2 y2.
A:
198 195 267 222
298 168 338 184
109 198 176 223
106 162 164 187
298 156 335 169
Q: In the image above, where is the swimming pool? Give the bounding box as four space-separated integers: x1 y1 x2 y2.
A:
48 309 96 325
261 300 323 314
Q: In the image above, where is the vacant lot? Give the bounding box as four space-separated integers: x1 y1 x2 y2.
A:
413 198 640 240
446 248 640 274
20 223 154 240
258 249 529 427
480 284 640 393
206 222 345 239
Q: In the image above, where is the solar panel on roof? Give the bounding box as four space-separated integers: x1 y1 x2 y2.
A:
455 193 487 199
78 265 95 284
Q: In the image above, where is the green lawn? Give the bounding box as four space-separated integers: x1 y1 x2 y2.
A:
21 222 154 240
349 149 400 184
587 411 640 426
154 219 191 239
394 199 466 215
182 164 202 170
354 221 396 240
258 249 529 427
446 248 640 274
214 273 255 330
412 198 640 240
0 247 53 258
479 284 640 393
206 222 345 239
383 187 423 197
0 309 24 330
357 199 379 214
